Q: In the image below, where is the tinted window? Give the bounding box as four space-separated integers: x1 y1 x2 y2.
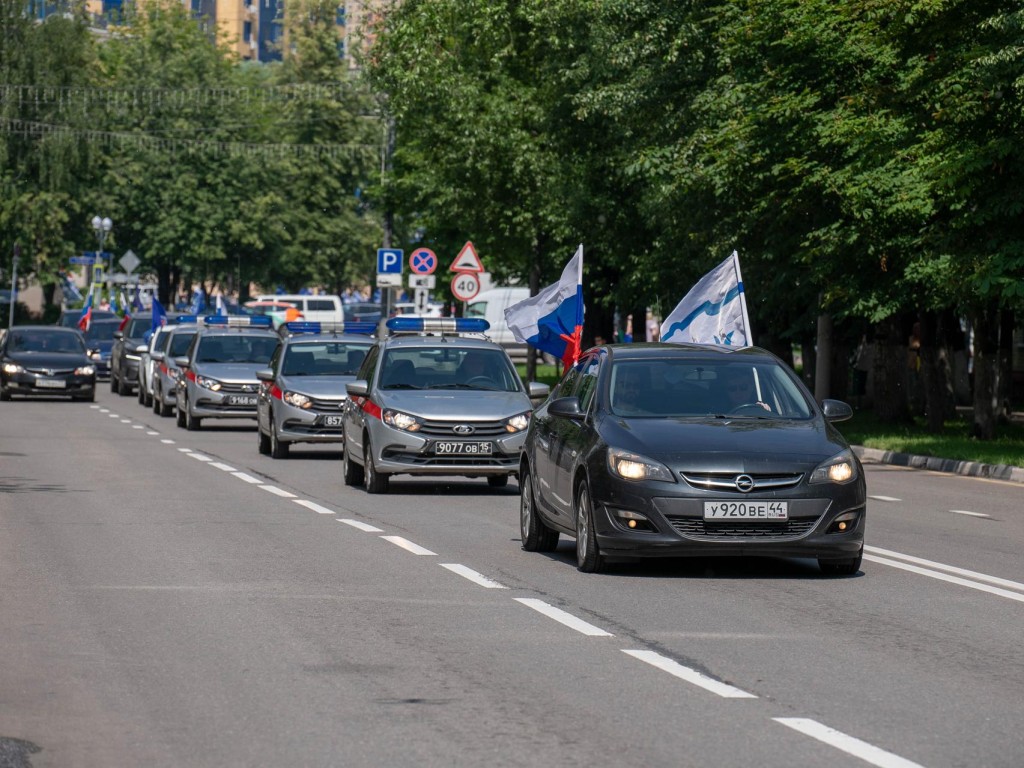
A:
168 331 198 356
307 299 337 312
197 335 278 364
379 347 519 391
8 329 85 353
84 321 121 341
282 342 370 376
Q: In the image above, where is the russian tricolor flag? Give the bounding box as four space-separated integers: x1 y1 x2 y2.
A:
504 244 584 369
78 290 94 331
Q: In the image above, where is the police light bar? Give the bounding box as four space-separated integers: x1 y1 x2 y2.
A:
283 321 377 336
175 315 199 324
203 315 273 327
386 317 490 335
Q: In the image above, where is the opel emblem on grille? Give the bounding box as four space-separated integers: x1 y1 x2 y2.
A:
734 474 755 493
453 424 475 435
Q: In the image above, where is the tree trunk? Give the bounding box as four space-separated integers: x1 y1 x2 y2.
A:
814 308 832 401
970 305 1000 440
997 309 1014 423
919 310 956 432
871 316 913 424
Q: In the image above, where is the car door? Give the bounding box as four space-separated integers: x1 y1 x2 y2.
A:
550 353 601 512
258 343 283 429
343 344 380 461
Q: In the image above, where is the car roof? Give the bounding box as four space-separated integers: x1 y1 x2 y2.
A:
600 342 776 362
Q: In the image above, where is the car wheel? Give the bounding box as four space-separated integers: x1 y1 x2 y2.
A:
138 379 146 404
363 435 389 494
575 480 605 573
520 470 559 552
343 439 364 486
269 419 289 459
117 371 130 396
185 405 201 431
819 548 863 577
152 386 162 414
0 387 11 402
109 375 118 393
257 422 271 455
176 400 187 428
487 475 509 488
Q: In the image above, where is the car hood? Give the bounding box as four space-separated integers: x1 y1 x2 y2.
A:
278 375 354 398
380 390 531 419
6 351 91 368
193 362 266 383
599 415 850 472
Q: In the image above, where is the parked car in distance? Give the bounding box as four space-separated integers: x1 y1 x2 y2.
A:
519 343 866 575
255 321 375 458
0 325 96 401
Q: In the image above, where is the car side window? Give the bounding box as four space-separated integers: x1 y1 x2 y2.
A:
358 345 380 381
576 355 601 412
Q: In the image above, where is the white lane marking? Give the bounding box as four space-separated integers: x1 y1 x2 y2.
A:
109 414 120 419
132 425 144 430
864 555 1024 604
90 405 101 409
868 495 901 502
99 408 109 413
189 454 213 462
147 431 159 436
774 718 925 768
259 485 296 498
381 536 436 556
514 598 613 637
232 472 263 484
440 563 507 589
120 419 131 424
293 499 335 515
338 519 384 533
210 462 237 472
950 509 989 518
865 546 1024 592
623 650 756 698
178 448 192 453
160 439 175 444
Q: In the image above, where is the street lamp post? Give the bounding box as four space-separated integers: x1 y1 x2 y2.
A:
90 215 112 298
8 244 19 328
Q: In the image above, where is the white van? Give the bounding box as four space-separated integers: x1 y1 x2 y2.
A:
465 287 533 360
254 294 344 324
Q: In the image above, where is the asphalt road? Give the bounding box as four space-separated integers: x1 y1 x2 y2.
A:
1 389 1022 768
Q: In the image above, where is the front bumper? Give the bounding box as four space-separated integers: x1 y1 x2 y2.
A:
186 383 259 420
275 399 347 444
2 372 95 397
369 422 526 477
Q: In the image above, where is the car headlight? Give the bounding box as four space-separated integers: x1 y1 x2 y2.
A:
283 391 312 409
809 449 858 484
2 362 23 375
75 365 96 376
382 409 421 431
504 412 531 433
195 375 222 391
607 447 676 482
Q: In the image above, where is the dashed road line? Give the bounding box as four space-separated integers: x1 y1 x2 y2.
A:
177 448 192 453
210 462 237 472
132 425 144 430
950 509 989 518
623 650 756 698
189 453 213 462
774 718 925 768
146 431 159 436
293 499 334 514
514 598 613 637
232 472 263 484
259 485 296 498
338 519 384 533
440 563 506 589
160 439 175 444
381 536 436 556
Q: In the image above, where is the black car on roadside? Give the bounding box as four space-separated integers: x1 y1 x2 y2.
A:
110 314 164 396
519 343 866 575
0 325 97 401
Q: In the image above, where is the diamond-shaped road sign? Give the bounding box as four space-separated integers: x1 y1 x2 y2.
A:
119 249 140 274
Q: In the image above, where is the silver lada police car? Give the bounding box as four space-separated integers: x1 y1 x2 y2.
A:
255 321 375 458
174 315 279 430
341 317 550 494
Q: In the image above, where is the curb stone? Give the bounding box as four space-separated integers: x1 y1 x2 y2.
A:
853 446 1024 485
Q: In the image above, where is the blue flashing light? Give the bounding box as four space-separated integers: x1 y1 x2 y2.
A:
386 317 490 334
343 322 377 335
175 315 199 324
284 321 322 335
203 315 273 327
282 321 378 336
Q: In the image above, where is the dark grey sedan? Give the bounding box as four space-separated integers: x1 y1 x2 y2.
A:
519 343 866 575
0 325 97 401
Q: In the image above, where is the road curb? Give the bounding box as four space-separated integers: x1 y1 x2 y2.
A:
853 446 1024 485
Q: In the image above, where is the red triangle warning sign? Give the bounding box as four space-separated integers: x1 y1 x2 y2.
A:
449 241 484 273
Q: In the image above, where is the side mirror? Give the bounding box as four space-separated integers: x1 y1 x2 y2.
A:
821 399 853 423
548 396 584 420
528 381 550 399
151 352 165 362
255 369 274 383
346 380 369 397
173 356 189 368
113 331 123 340
134 344 148 353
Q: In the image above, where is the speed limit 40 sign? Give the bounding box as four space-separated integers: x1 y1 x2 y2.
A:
450 272 480 302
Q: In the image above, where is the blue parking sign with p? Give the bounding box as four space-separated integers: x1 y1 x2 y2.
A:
377 248 404 274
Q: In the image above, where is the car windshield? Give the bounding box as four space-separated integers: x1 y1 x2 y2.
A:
167 331 198 356
608 359 813 419
196 334 277 364
125 317 151 337
84 320 121 342
282 342 371 376
379 348 520 391
8 330 85 354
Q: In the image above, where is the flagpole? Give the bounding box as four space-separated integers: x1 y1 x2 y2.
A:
732 251 753 345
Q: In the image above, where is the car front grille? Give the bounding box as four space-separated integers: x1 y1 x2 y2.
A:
679 472 803 492
665 516 818 540
309 397 345 412
217 382 260 394
416 418 508 437
26 367 76 376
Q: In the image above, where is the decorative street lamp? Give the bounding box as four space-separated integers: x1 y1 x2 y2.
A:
90 215 112 293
